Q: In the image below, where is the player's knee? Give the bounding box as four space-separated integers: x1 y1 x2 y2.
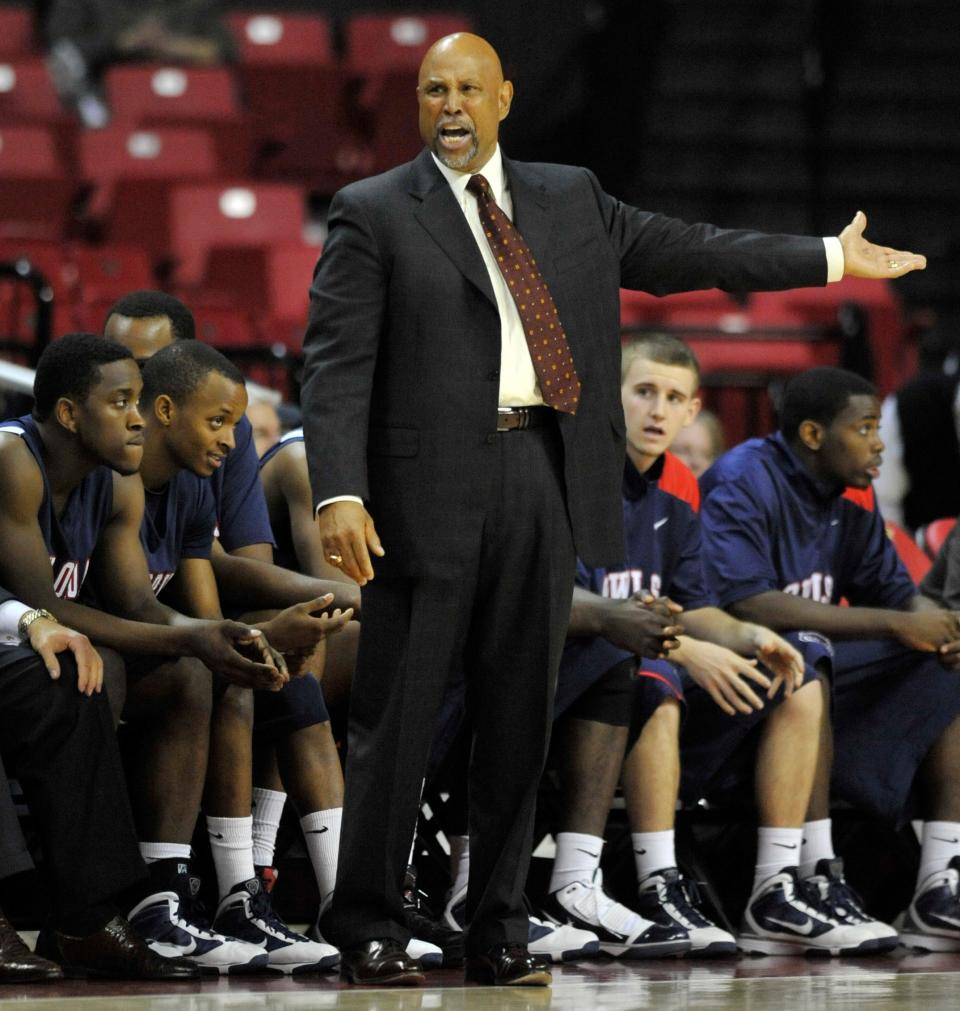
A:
216 682 255 732
647 696 681 734
164 657 214 726
780 678 823 729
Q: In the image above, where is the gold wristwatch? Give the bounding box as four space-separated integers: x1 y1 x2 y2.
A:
17 608 56 641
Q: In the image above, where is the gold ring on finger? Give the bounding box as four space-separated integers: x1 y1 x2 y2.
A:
328 553 343 565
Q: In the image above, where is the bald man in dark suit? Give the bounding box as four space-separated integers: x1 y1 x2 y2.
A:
301 32 926 986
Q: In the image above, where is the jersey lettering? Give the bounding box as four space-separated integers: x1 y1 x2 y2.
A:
150 571 175 596
601 569 662 600
51 559 90 600
783 572 834 604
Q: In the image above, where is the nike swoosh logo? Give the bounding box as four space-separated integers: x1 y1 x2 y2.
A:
767 915 814 935
772 842 798 849
576 848 599 858
209 832 225 840
634 849 647 855
653 518 668 530
930 912 960 929
307 827 329 834
830 519 840 526
932 836 960 844
152 939 198 957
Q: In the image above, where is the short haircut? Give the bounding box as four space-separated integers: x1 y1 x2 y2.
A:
104 290 195 342
621 333 701 386
141 340 244 408
779 367 877 441
33 333 134 422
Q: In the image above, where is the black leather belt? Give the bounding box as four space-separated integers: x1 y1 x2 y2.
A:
496 406 553 431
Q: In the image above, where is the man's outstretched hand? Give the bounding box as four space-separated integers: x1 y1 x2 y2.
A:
840 211 925 279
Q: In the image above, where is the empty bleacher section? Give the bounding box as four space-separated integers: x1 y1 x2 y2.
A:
0 0 957 429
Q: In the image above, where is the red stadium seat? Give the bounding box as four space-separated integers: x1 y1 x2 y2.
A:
0 125 74 240
619 288 742 327
0 57 67 122
228 12 360 190
78 126 221 255
343 13 473 173
0 238 75 342
202 242 320 349
103 65 249 173
917 517 957 560
885 520 932 583
70 244 154 307
0 7 37 58
167 182 306 286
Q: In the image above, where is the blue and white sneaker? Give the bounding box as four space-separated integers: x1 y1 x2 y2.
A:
739 867 877 955
442 884 600 962
128 882 268 975
541 869 690 959
213 877 339 974
804 858 898 953
900 855 960 952
637 868 737 956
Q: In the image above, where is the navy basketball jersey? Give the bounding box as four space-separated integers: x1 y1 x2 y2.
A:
0 415 113 599
699 431 915 610
259 427 303 573
210 413 275 551
576 451 712 610
141 469 217 596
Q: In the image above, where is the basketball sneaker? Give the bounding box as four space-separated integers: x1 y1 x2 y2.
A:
402 865 465 966
637 868 737 956
443 884 601 962
739 866 879 955
900 855 960 952
128 876 268 975
804 858 898 952
213 876 339 974
541 869 690 959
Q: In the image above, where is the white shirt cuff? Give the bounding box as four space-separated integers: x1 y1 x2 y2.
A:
0 599 30 645
316 495 364 517
823 236 844 283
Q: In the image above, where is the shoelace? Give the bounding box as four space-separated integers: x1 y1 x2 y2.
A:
248 888 303 940
824 876 872 922
661 877 711 929
793 877 839 925
173 889 221 941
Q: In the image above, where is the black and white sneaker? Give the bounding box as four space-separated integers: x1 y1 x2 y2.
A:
637 868 737 956
541 869 689 959
128 877 268 976
402 865 465 967
900 855 960 952
739 867 878 955
804 858 898 953
213 877 339 974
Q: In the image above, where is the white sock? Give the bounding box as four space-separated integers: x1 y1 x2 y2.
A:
631 830 676 882
301 807 342 905
449 834 470 899
799 818 836 879
550 832 604 892
754 826 803 893
918 821 960 889
251 787 286 867
139 841 191 864
206 815 255 900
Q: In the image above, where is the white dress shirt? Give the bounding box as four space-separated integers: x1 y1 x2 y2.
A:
0 599 30 646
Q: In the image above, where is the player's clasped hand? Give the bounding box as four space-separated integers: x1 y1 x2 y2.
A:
601 593 684 659
751 628 805 699
192 622 288 691
680 639 771 717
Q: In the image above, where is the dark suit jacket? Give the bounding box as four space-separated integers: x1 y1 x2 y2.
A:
301 149 826 571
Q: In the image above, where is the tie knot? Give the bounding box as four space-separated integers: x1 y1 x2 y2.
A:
467 174 491 199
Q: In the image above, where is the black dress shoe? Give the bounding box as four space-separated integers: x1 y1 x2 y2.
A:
39 916 200 980
0 910 63 983
340 938 425 986
465 944 552 986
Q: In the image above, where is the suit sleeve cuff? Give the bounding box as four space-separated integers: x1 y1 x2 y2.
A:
823 236 844 283
0 599 29 644
316 495 364 517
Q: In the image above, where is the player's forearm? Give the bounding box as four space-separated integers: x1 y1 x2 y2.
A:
677 606 754 654
212 551 361 614
40 599 195 657
728 590 900 639
568 586 612 637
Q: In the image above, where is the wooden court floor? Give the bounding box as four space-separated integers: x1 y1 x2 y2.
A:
4 950 960 1010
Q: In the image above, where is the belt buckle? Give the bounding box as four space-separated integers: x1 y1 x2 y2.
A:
497 407 528 432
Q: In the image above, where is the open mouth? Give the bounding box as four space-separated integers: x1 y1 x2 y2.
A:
437 122 474 152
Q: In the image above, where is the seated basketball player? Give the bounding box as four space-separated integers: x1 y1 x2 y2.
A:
0 593 197 981
126 340 353 974
700 365 960 953
0 334 289 975
534 337 897 958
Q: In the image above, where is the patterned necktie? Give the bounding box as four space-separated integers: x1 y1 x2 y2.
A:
466 173 581 414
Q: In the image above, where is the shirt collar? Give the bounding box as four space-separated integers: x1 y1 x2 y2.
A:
623 453 665 501
431 145 506 208
768 431 845 503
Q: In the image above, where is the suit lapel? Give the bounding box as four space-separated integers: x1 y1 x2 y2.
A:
503 158 556 284
410 151 497 308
